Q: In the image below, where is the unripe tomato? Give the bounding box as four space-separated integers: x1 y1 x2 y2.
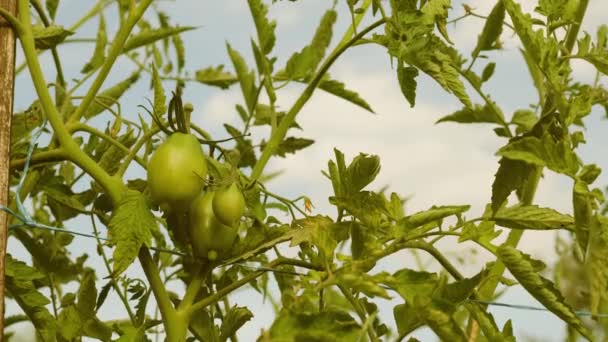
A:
212 182 245 226
147 133 207 210
189 191 238 260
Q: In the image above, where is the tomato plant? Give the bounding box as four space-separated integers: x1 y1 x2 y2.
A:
2 0 608 341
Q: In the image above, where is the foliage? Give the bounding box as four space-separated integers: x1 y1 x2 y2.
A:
1 0 608 341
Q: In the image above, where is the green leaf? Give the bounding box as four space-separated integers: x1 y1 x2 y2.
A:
497 245 593 340
333 271 391 299
421 0 452 43
346 153 381 193
402 205 470 229
510 109 537 133
265 310 361 342
503 0 544 62
108 191 154 275
33 25 73 50
491 157 534 213
385 269 438 302
459 220 501 244
247 0 277 54
227 44 257 111
46 0 59 19
281 10 337 79
573 179 593 250
77 270 97 320
291 215 337 262
317 77 374 112
83 73 140 119
397 64 418 107
585 215 608 317
330 191 389 228
481 62 496 83
492 205 574 231
152 64 167 117
195 65 239 89
172 31 186 71
472 2 505 58
263 136 314 157
220 306 253 341
497 134 580 177
81 14 107 73
436 104 501 124
393 303 425 338
5 254 57 341
466 302 516 342
123 26 196 52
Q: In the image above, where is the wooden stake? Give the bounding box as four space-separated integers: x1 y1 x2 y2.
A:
0 0 18 337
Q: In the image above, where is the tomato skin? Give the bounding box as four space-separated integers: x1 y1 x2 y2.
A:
147 133 207 210
189 191 238 260
212 183 245 226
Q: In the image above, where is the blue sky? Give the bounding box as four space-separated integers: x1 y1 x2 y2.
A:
8 0 608 340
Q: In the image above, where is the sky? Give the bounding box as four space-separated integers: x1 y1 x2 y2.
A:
7 0 608 341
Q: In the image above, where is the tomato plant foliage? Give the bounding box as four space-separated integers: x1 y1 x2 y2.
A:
3 0 608 341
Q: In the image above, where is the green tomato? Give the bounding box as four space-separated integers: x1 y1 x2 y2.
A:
212 182 246 226
147 133 207 210
189 191 238 260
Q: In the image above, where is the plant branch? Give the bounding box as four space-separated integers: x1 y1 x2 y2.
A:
68 0 153 123
249 18 386 182
16 0 124 203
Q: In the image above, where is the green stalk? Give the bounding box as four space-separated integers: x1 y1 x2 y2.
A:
16 0 124 203
249 18 386 182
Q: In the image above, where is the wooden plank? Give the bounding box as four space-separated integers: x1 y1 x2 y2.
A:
0 0 18 337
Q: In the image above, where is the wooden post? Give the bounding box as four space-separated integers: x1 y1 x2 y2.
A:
0 0 18 337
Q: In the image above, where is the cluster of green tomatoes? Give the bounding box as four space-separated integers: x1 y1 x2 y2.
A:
145 123 246 262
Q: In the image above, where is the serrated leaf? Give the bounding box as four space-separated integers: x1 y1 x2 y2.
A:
491 157 534 213
503 0 543 62
472 2 505 58
248 0 276 54
172 32 186 71
5 254 57 341
263 136 314 157
82 14 107 73
108 191 154 275
46 0 59 19
96 281 112 311
227 43 257 111
437 104 501 124
291 215 337 262
397 64 418 108
385 269 438 302
77 270 97 320
493 205 574 230
334 272 391 299
497 245 593 340
346 153 381 193
220 306 253 341
265 310 361 342
195 65 239 89
497 134 580 177
585 215 608 317
402 205 470 229
317 77 374 112
84 73 140 119
152 64 166 117
573 179 593 250
123 26 195 52
281 10 337 79
33 25 73 50
330 191 389 228
481 62 496 83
